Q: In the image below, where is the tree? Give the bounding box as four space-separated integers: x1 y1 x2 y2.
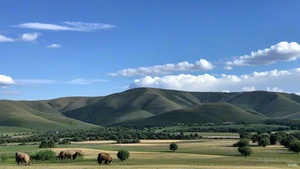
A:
47 140 55 148
233 139 249 148
169 142 178 152
117 150 130 161
288 140 300 154
251 134 262 143
281 135 297 148
39 140 48 148
239 132 252 140
270 134 278 145
258 137 270 147
238 146 252 157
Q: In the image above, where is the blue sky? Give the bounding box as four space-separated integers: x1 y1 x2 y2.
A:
1 0 300 100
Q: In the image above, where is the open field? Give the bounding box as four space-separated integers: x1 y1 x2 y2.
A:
1 139 299 169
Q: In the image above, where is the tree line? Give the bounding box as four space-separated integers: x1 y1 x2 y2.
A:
234 131 300 157
0 127 202 145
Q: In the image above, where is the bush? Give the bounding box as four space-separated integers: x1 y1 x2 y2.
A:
238 146 252 157
117 150 130 161
116 139 140 144
258 137 270 147
169 142 178 152
39 140 55 148
31 150 56 160
233 139 249 148
59 139 71 144
239 132 252 139
288 140 300 154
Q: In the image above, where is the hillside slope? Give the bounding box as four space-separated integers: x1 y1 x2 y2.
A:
0 100 98 131
1 88 300 128
61 88 300 126
126 102 264 126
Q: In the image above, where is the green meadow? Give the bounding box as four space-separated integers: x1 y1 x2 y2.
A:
0 138 299 169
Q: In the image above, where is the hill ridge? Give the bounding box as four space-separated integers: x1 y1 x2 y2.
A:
1 87 300 129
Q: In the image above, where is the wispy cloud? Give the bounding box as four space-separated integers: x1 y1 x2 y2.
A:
20 32 41 42
16 79 59 85
2 91 19 95
226 41 300 69
0 75 15 86
14 21 116 31
129 68 300 94
0 34 15 42
68 79 107 85
46 44 62 48
1 33 41 43
108 59 214 77
15 78 107 85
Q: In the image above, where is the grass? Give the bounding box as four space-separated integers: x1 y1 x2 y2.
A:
0 126 37 134
1 139 299 169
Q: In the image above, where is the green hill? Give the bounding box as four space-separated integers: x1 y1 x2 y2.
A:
122 102 264 126
0 100 98 132
1 87 300 128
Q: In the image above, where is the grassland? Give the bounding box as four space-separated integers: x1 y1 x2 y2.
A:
0 139 299 169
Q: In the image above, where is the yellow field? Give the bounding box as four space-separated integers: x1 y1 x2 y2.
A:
1 139 298 169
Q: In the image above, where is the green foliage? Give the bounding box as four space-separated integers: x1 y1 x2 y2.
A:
233 139 249 148
258 137 270 147
117 150 130 161
238 146 252 157
239 132 252 139
31 150 56 161
59 139 71 144
281 135 297 148
117 139 140 144
169 142 178 152
39 140 55 148
288 139 300 154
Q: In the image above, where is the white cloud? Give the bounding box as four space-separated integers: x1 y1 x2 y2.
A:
0 34 14 42
266 87 284 93
68 79 107 85
2 91 19 95
242 86 256 91
226 41 300 68
15 78 107 85
46 44 62 48
108 59 214 76
0 75 15 86
14 22 116 31
15 79 59 85
20 32 41 42
129 68 300 94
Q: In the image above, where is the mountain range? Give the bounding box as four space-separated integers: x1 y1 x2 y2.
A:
1 87 300 131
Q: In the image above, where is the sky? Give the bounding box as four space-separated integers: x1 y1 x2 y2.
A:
1 0 300 100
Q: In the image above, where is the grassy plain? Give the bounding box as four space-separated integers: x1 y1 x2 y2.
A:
0 138 299 169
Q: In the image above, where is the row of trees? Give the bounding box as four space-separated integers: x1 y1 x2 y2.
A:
0 127 202 145
234 131 300 157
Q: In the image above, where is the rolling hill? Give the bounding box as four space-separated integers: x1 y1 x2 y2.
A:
1 87 300 130
0 99 99 132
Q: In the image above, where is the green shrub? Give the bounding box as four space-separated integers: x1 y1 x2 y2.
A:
117 150 130 161
39 140 55 148
116 139 140 144
169 142 178 152
258 137 270 147
238 146 252 157
233 139 249 148
59 139 71 144
31 150 56 161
